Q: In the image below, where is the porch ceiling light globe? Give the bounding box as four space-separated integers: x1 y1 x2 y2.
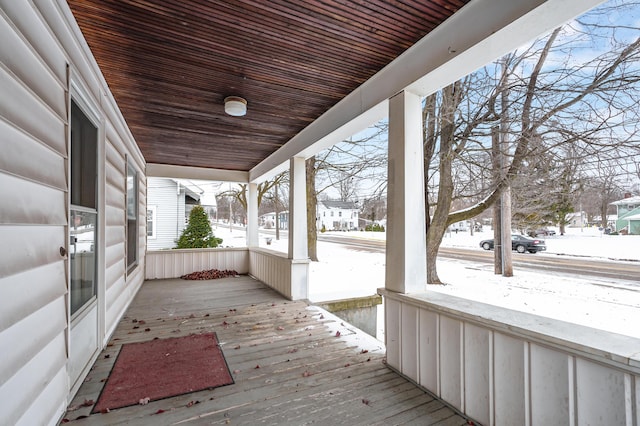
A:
224 96 247 116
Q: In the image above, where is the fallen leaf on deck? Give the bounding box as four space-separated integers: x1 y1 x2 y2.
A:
255 364 260 369
233 369 241 374
362 399 370 406
335 331 341 337
277 326 284 330
139 397 150 405
302 370 313 377
100 408 110 414
81 399 94 407
360 349 369 354
138 320 146 324
234 345 241 349
155 409 165 414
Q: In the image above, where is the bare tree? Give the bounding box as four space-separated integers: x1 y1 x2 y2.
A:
424 7 640 283
306 124 389 259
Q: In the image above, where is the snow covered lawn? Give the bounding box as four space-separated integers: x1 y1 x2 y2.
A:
212 225 640 339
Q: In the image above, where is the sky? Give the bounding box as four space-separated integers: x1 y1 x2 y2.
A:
213 224 640 341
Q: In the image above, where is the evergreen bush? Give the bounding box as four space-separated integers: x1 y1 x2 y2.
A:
175 205 223 248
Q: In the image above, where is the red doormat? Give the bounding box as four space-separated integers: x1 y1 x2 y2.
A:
93 332 233 413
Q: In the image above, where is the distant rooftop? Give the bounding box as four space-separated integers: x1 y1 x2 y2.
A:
610 195 640 205
320 200 358 209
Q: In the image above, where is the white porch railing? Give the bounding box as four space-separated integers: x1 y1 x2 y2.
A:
248 248 309 300
379 288 640 426
145 248 250 279
145 248 309 300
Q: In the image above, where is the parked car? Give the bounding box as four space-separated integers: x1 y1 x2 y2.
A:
527 228 556 237
479 234 547 253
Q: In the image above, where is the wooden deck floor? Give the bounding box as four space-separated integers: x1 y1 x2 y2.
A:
62 276 469 425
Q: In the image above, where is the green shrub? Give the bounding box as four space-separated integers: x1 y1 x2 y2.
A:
175 205 223 248
320 224 326 233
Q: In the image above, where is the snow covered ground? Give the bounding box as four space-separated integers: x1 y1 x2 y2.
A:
212 224 640 340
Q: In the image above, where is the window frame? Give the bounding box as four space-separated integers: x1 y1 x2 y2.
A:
126 158 139 274
147 205 157 239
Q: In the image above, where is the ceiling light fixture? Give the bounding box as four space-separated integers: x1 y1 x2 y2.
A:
224 96 247 116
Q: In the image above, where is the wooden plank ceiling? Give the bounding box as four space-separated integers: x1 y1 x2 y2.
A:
68 0 469 172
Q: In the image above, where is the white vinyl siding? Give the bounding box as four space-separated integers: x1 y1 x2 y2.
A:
0 1 146 424
146 177 188 250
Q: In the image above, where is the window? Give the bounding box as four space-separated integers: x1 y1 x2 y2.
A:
339 211 342 217
147 206 156 239
70 100 98 315
126 160 138 272
331 211 334 217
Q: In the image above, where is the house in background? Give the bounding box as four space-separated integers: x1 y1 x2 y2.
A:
260 211 289 230
317 200 359 231
565 211 587 228
146 178 217 250
611 194 640 234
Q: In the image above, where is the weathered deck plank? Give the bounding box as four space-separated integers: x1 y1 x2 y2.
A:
61 276 470 425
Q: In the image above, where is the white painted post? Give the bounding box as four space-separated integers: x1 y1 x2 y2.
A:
288 156 309 299
246 182 259 247
385 90 427 294
288 157 308 259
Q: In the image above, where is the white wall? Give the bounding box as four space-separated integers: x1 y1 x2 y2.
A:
0 1 146 424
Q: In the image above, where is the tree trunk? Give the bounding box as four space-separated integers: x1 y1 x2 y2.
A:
426 82 460 284
274 184 280 240
306 157 319 261
499 61 513 277
501 188 513 276
491 125 503 274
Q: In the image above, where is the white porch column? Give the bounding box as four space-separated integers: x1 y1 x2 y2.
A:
246 182 259 247
385 90 427 294
288 156 309 299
